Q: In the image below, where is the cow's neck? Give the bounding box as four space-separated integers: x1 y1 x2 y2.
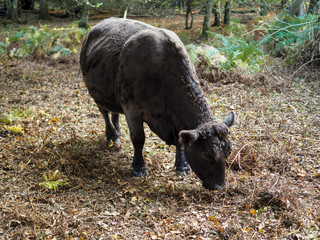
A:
166 75 214 131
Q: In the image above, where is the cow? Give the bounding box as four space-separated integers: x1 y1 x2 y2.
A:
80 18 236 190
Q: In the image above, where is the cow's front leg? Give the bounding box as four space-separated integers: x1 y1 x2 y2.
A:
175 143 190 176
125 113 149 177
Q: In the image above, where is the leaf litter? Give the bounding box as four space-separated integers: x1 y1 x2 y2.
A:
0 54 320 239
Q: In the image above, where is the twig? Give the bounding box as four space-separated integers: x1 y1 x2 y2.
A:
302 115 319 135
242 22 269 37
282 133 320 142
293 49 317 75
287 103 298 115
227 143 249 172
271 175 280 188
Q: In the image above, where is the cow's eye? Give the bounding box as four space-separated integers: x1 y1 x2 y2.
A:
202 152 214 162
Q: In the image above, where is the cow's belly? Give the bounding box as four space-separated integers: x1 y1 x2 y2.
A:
145 115 177 146
83 71 123 114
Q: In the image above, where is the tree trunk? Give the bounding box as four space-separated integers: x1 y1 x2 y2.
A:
39 0 51 20
17 0 22 18
21 0 34 10
6 0 13 19
212 2 221 26
178 0 185 10
185 0 193 29
281 0 288 9
6 0 19 21
123 0 132 19
260 0 267 16
201 0 214 39
123 4 129 19
224 1 231 25
308 0 320 14
78 2 89 29
288 0 305 16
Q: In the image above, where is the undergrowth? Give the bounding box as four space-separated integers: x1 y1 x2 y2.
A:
260 13 320 64
0 22 87 59
0 107 48 125
187 13 320 73
0 107 49 136
187 34 264 73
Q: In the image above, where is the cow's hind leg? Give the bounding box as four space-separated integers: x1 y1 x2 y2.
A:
111 113 122 138
99 107 121 145
175 143 190 176
125 112 149 177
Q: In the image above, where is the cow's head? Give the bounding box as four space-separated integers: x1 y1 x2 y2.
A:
179 111 236 190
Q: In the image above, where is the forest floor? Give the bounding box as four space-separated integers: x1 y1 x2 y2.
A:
1 13 320 240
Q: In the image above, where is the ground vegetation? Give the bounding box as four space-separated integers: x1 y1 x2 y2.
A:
0 2 320 239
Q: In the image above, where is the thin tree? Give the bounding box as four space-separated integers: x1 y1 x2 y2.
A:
39 0 51 20
201 0 214 39
288 0 305 16
185 0 193 29
122 0 132 19
212 1 221 27
6 0 19 21
224 1 231 25
79 2 89 29
260 0 267 16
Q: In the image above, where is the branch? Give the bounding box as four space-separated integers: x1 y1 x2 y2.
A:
259 19 319 45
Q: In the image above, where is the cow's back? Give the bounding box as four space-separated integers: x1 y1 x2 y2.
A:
80 18 200 132
80 18 156 113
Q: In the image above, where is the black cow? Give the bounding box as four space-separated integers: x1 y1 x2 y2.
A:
80 18 236 190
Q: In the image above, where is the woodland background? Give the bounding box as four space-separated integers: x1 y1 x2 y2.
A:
0 0 319 239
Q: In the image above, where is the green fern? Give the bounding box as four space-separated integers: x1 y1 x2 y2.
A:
186 44 200 66
261 13 319 63
0 107 49 125
6 23 87 59
0 42 7 57
208 33 264 72
39 170 69 192
187 34 264 73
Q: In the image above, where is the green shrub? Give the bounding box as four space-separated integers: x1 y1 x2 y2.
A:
39 170 69 192
187 34 264 73
201 33 264 72
260 13 319 64
0 42 7 57
186 44 199 65
223 18 247 36
217 34 264 72
0 107 48 125
186 44 227 67
4 22 87 59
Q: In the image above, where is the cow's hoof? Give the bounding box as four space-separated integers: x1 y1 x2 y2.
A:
176 169 190 176
203 182 223 190
133 169 149 177
107 138 121 147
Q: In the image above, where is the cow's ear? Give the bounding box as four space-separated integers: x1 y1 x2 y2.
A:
179 130 199 147
223 111 236 127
